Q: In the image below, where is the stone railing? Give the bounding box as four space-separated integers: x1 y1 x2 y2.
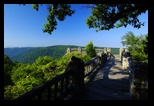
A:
121 51 148 100
66 47 113 56
66 47 124 59
129 62 148 100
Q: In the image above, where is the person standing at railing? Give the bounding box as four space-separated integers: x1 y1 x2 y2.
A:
68 56 85 97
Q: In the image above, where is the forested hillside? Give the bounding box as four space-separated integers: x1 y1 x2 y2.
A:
4 45 77 63
4 45 119 64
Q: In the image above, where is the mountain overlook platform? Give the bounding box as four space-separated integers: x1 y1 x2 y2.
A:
71 56 130 100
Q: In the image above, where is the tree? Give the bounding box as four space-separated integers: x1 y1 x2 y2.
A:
121 31 148 63
21 4 148 35
4 54 15 85
85 41 96 58
142 35 148 54
86 4 148 32
27 4 75 35
35 56 54 65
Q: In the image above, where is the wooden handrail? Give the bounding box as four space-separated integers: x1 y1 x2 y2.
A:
15 70 73 100
84 56 101 77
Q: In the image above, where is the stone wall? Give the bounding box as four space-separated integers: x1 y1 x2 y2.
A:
121 52 148 100
129 62 148 100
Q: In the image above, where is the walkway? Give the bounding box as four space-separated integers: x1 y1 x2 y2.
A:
75 56 130 100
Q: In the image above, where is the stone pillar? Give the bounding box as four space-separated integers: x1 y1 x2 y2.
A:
97 52 102 57
103 48 107 54
78 47 82 54
122 57 128 71
68 56 85 96
107 48 111 53
120 48 125 62
67 47 71 54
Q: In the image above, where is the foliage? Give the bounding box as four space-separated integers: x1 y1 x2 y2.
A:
63 52 91 62
5 55 57 100
86 4 148 32
59 52 91 72
85 41 96 57
142 35 148 55
12 63 43 83
4 76 42 100
35 56 54 65
31 4 75 34
4 54 15 85
121 31 148 63
4 52 91 100
20 4 148 34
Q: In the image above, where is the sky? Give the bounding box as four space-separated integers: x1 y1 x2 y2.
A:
4 4 148 48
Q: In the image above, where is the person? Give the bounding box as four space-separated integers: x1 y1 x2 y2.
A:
68 56 85 96
123 49 129 58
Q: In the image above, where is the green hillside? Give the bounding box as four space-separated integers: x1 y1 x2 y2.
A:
4 45 120 64
4 45 79 64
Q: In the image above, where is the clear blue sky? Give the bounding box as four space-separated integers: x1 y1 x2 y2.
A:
4 4 148 48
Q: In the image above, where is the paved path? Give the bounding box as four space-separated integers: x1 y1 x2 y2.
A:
75 56 130 100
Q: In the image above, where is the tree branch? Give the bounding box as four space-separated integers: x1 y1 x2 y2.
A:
112 4 148 23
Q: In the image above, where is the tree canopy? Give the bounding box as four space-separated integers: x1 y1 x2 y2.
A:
4 54 15 85
121 31 148 63
22 4 148 35
85 41 96 57
30 4 75 35
86 4 148 32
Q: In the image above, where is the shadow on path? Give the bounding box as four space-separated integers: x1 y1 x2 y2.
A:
76 57 130 100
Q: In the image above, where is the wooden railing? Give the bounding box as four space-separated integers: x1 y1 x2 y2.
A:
84 56 101 77
15 70 74 100
14 53 108 100
84 54 107 78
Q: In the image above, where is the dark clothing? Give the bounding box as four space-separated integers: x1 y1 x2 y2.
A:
123 51 131 58
68 56 85 96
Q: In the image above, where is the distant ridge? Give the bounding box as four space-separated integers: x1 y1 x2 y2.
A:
4 45 79 64
4 45 119 64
